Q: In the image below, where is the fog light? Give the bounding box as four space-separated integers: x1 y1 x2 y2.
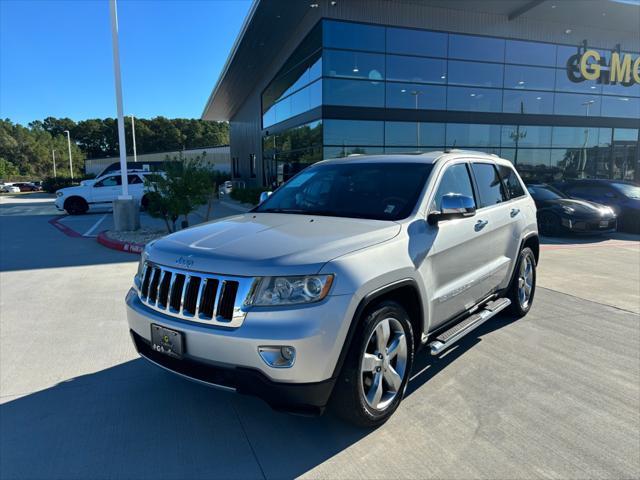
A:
258 346 296 368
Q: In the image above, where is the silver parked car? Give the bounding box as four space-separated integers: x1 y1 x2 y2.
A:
126 151 539 427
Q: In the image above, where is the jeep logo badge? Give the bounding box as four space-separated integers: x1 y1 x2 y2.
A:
176 256 194 268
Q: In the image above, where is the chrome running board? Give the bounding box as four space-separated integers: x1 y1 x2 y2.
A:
429 298 511 356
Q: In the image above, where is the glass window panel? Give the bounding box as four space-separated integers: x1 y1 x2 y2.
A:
603 81 640 98
323 146 384 159
323 79 384 107
263 50 322 113
263 107 276 129
553 93 602 116
552 126 601 148
500 149 552 183
504 65 555 91
324 120 384 146
601 95 640 118
501 126 552 148
556 45 607 68
323 20 385 52
386 27 447 57
386 55 447 84
308 79 322 109
447 86 502 112
496 165 526 198
596 128 613 147
449 34 505 62
385 122 446 146
386 83 446 110
549 148 606 180
471 163 508 207
503 90 554 114
446 123 501 147
274 96 291 124
505 40 556 67
448 61 504 88
433 164 476 210
323 50 385 80
555 68 603 94
613 128 638 141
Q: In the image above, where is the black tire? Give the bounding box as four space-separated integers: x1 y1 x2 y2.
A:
64 197 88 215
506 247 537 318
331 300 414 428
538 211 561 236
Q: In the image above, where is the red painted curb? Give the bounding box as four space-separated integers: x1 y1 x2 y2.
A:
48 215 82 238
97 231 145 254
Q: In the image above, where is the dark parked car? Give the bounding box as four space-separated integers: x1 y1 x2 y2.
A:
526 183 617 236
555 179 640 233
12 182 39 192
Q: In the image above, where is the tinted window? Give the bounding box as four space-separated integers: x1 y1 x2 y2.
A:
554 93 601 116
323 119 384 146
497 165 525 198
386 56 447 84
447 86 503 112
385 122 446 147
447 61 504 88
323 20 385 52
471 163 507 207
323 49 385 80
449 34 505 62
552 126 600 148
95 176 121 187
323 79 384 107
501 125 552 148
128 175 143 184
505 40 556 67
386 27 447 57
503 90 554 114
386 83 446 110
323 146 384 158
555 68 603 94
432 163 475 211
255 162 434 220
446 123 501 147
504 65 555 91
601 96 640 119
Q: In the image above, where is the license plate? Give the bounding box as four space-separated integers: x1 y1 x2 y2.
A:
599 220 609 228
151 324 184 359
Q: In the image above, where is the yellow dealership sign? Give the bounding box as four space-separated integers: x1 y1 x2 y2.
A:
567 44 640 86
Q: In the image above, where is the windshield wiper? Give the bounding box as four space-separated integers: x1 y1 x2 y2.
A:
258 208 309 214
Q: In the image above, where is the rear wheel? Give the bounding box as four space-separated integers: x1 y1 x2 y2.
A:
64 197 88 215
507 247 537 318
331 301 414 428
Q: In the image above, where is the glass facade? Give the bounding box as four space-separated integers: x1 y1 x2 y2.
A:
261 19 639 185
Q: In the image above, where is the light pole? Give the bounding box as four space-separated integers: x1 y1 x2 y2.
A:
411 90 422 149
52 149 57 178
63 130 73 180
130 115 137 163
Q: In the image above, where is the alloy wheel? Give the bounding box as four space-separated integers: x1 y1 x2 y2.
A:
518 255 534 309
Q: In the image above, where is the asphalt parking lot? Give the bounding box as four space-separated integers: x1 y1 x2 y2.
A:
1 193 639 480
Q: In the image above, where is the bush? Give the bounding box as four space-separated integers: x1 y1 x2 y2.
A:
42 174 95 193
230 187 264 206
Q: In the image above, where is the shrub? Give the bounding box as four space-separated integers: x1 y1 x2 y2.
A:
230 187 264 206
42 174 95 193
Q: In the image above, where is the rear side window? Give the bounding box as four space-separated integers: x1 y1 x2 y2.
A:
432 163 475 211
94 176 121 188
128 175 143 184
471 163 508 207
497 165 525 199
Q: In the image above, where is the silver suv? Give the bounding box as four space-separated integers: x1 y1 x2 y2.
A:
126 151 539 427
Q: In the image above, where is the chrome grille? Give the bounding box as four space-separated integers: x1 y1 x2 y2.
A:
137 261 256 328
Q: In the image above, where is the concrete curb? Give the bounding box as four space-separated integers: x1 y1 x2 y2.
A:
97 231 145 254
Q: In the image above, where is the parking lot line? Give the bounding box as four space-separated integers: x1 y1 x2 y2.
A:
83 214 108 237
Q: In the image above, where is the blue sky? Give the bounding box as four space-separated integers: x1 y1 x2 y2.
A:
0 0 252 125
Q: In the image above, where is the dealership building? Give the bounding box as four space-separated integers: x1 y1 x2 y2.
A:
202 0 640 186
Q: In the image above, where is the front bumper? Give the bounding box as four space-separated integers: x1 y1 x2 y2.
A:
561 216 617 234
54 197 64 211
126 288 355 411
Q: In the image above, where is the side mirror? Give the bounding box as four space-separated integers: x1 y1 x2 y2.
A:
428 194 476 225
259 191 272 204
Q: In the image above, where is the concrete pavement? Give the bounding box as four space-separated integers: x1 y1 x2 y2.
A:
1 194 638 479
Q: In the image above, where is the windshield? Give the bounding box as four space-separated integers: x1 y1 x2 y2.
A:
527 184 567 201
611 182 640 199
255 162 434 220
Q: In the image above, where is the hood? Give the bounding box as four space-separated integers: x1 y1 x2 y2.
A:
80 179 95 187
146 213 401 276
540 198 614 217
57 185 85 196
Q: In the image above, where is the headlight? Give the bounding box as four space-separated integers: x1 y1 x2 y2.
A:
249 275 334 306
600 206 615 216
562 206 575 214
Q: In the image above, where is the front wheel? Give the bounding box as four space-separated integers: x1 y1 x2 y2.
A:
331 301 414 428
507 247 537 317
64 197 88 215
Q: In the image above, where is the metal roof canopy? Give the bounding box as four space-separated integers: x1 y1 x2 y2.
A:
202 0 640 122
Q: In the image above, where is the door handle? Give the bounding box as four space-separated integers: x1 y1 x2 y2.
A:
510 208 520 218
474 219 488 231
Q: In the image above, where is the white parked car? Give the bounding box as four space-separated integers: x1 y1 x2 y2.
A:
0 184 20 193
55 170 160 215
126 150 539 427
219 180 233 197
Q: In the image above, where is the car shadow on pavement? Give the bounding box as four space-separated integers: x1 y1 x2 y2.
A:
0 313 523 480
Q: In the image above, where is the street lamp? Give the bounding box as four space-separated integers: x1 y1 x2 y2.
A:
63 130 73 180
